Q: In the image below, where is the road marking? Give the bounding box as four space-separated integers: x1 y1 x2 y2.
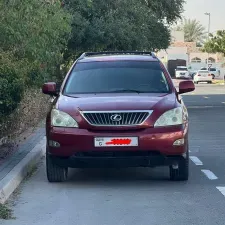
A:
216 187 225 197
187 106 225 109
204 96 209 99
189 156 203 166
222 102 225 104
201 170 218 180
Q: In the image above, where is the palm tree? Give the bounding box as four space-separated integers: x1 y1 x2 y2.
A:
176 18 206 44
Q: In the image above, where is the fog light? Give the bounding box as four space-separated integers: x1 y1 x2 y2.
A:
49 140 60 148
173 138 184 146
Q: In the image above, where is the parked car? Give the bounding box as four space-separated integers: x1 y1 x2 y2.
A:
42 51 195 182
175 66 190 79
194 70 213 84
200 67 220 79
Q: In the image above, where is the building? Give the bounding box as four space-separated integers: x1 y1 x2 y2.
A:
157 29 225 75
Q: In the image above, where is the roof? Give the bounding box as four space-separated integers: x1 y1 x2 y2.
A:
77 52 159 63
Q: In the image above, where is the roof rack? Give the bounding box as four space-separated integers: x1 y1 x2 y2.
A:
78 51 157 60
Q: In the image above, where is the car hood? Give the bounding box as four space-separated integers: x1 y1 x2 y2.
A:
56 93 177 115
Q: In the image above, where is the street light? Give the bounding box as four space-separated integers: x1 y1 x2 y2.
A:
205 12 211 69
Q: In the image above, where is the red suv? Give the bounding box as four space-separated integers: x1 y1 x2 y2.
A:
42 51 195 182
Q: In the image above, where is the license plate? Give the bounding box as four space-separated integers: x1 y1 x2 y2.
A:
94 137 138 147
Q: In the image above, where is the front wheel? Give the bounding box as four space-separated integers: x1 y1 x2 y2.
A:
46 153 68 182
169 151 189 181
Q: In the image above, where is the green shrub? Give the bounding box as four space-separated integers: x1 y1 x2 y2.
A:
0 51 27 118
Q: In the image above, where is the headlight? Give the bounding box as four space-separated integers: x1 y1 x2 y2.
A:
154 107 183 127
51 109 78 128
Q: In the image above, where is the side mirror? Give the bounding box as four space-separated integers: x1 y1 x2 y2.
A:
179 80 195 94
42 82 58 96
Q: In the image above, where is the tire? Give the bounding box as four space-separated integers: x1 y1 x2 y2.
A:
46 153 68 182
169 151 189 181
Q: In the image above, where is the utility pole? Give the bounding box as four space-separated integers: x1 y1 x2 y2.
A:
205 12 211 70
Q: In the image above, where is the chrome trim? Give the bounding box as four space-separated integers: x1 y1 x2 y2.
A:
80 110 153 127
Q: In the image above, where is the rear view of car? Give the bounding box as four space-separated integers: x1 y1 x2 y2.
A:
175 66 190 79
200 67 221 79
194 70 212 84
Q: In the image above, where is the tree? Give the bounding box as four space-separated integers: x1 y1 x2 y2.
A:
0 0 72 84
0 0 72 116
176 18 206 44
63 0 185 61
203 30 225 56
144 0 185 24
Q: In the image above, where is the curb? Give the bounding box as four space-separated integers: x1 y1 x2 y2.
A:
0 137 46 204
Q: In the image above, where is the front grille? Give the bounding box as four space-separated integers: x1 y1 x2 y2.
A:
81 111 152 126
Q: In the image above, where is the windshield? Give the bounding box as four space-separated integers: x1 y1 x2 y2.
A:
63 61 170 94
176 67 188 71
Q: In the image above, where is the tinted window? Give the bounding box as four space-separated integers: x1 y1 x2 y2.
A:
209 68 216 71
176 67 188 71
64 61 170 94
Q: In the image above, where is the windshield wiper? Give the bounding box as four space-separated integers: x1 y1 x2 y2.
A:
107 88 144 93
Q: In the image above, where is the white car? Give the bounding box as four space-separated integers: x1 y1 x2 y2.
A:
194 70 213 84
200 67 221 79
175 66 190 79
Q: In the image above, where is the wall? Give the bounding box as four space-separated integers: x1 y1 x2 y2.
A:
171 30 185 42
157 47 188 68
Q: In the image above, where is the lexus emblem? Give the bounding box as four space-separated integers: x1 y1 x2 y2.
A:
110 114 122 122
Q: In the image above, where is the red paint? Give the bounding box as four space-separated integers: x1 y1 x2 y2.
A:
42 52 194 170
106 139 132 145
179 80 195 94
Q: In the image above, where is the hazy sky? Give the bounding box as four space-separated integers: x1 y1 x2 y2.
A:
183 0 225 32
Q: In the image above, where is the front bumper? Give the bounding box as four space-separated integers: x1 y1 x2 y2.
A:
176 74 190 79
47 125 188 158
195 77 212 82
49 152 187 168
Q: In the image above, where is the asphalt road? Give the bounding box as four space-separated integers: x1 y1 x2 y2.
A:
1 84 225 225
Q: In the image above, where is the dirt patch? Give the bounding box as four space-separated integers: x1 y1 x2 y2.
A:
0 122 45 166
213 80 225 85
0 143 18 165
0 89 50 163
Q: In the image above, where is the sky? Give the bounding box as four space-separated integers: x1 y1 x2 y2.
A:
183 0 225 33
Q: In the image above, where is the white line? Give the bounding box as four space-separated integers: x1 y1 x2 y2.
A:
188 106 225 109
216 187 225 197
189 156 203 166
188 106 214 109
201 170 218 180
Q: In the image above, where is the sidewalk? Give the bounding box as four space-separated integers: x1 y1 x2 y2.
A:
0 127 46 204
